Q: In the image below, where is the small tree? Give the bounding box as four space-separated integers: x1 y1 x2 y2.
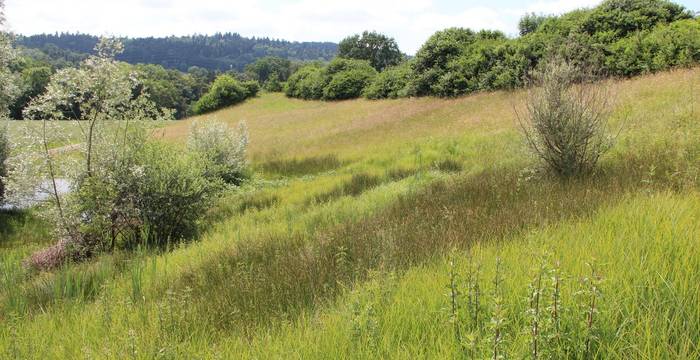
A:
338 31 403 71
518 60 614 178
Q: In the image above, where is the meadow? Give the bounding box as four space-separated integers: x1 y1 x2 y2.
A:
0 67 698 358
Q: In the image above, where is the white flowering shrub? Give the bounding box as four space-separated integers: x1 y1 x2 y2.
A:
187 120 249 185
2 37 226 267
73 128 221 251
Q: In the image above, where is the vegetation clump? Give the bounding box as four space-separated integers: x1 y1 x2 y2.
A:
245 56 293 91
518 60 613 178
286 0 700 102
192 74 257 114
286 58 377 100
363 62 412 99
4 38 249 269
188 120 249 185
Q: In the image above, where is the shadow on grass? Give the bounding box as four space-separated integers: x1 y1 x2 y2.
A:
0 210 51 248
311 173 383 204
260 154 345 177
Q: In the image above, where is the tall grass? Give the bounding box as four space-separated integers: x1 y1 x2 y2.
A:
0 67 698 358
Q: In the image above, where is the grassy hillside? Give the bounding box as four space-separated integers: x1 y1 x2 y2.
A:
1 68 698 358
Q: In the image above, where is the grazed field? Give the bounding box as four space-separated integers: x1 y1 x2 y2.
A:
0 68 698 358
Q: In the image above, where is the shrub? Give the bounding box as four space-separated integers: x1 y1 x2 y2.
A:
321 58 377 100
192 74 248 114
606 18 700 76
241 80 260 98
133 142 221 246
67 123 222 251
286 59 377 101
187 120 249 185
409 28 476 96
24 238 71 271
364 62 412 99
582 0 692 42
263 73 284 92
323 68 376 100
433 38 528 97
285 65 324 100
517 60 613 178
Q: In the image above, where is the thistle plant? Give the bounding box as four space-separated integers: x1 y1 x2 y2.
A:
462 254 483 357
488 257 506 360
466 255 483 333
527 256 547 359
447 255 462 348
545 259 566 358
581 262 603 359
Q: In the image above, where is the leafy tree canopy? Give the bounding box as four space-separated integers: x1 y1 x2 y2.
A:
338 31 403 71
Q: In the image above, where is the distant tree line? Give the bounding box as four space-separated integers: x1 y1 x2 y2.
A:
6 33 337 119
17 32 337 72
285 0 699 101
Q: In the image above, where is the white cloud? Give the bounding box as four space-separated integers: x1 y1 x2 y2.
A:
5 0 605 54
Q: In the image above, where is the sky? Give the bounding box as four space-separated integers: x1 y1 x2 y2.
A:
6 0 700 54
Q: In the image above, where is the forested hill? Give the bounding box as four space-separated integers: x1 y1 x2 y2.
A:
17 33 338 71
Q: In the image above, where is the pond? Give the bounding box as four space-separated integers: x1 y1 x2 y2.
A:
0 178 72 211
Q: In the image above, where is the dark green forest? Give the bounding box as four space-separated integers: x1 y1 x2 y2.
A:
17 32 337 72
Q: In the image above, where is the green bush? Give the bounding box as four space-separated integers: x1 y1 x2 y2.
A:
321 59 377 100
285 0 698 102
285 65 324 100
192 75 249 114
364 62 412 99
263 73 284 92
323 69 376 100
519 13 550 36
286 59 377 101
133 142 220 246
241 80 260 98
75 140 222 250
582 0 692 42
409 28 477 96
410 30 528 97
606 18 700 76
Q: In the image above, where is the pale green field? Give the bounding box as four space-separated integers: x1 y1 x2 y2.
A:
0 68 698 358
